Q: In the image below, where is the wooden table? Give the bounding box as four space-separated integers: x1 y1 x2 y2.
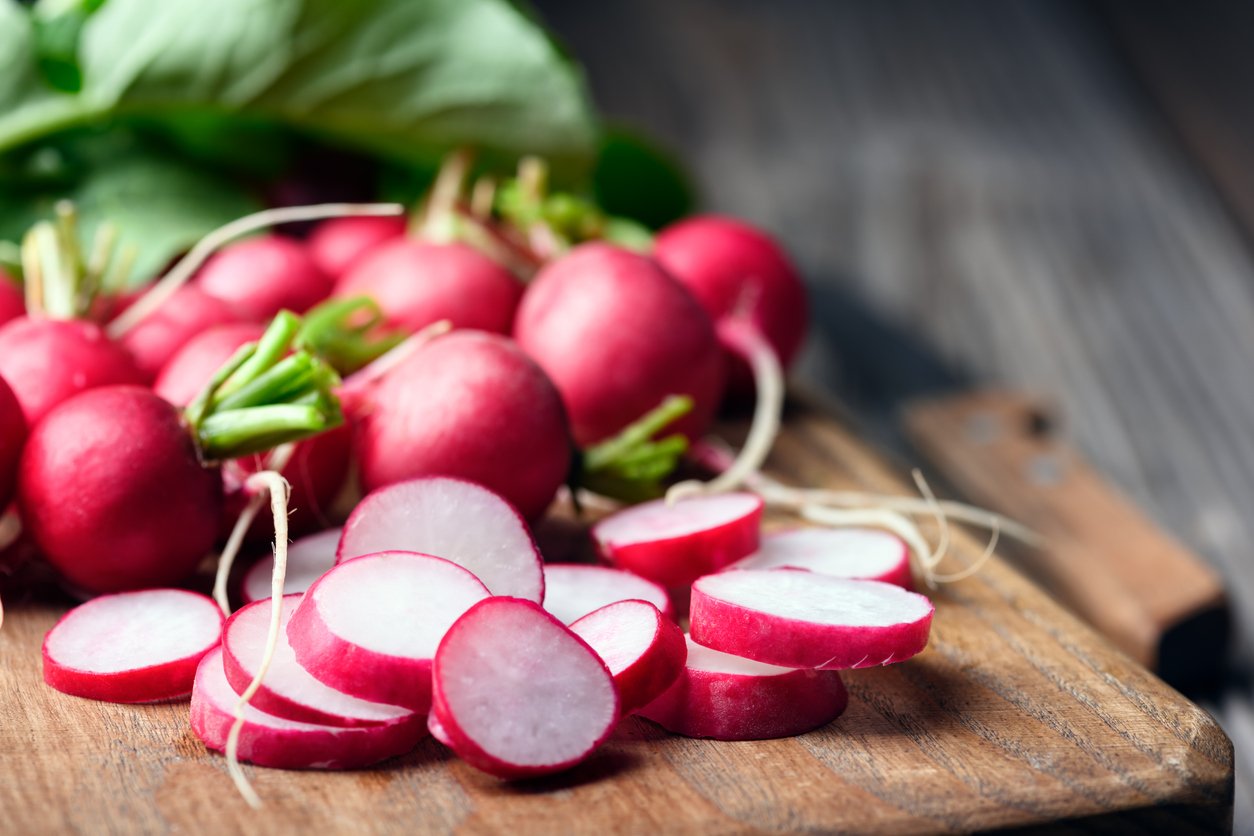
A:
0 403 1232 833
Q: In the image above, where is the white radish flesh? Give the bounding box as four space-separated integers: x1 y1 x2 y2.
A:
637 636 848 740
726 527 913 589
191 648 426 769
570 600 687 715
222 595 412 727
592 492 763 588
690 570 934 669
287 551 490 712
241 527 341 604
543 564 673 624
431 597 618 779
338 477 544 602
43 589 224 703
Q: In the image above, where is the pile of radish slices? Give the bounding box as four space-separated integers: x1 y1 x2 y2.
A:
41 474 934 794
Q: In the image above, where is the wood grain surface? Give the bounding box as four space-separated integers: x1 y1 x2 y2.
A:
0 403 1233 834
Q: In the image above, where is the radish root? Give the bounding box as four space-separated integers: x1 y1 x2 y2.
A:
224 470 291 809
212 444 295 616
107 202 406 339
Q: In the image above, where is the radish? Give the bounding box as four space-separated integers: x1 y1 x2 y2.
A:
241 528 341 604
0 271 22 325
592 492 763 588
287 551 491 711
726 527 913 589
191 647 426 770
195 235 332 320
427 712 454 747
18 313 343 593
337 477 544 602
153 322 267 407
542 564 673 624
513 243 725 446
222 594 412 726
118 285 242 380
569 600 686 715
689 570 934 669
308 215 406 279
42 589 224 703
637 636 848 740
352 331 571 521
431 597 619 779
0 375 25 509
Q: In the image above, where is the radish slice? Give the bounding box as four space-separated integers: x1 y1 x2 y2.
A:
570 600 686 715
427 712 454 747
726 527 913 589
431 597 619 779
338 477 543 602
191 648 425 769
637 636 848 740
43 589 224 703
543 564 673 624
287 551 491 712
222 595 412 727
690 570 934 669
241 527 341 604
592 492 763 588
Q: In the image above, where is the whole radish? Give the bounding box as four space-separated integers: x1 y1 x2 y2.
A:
0 271 22 325
308 215 406 279
513 243 724 446
118 285 243 380
352 330 571 520
0 375 25 508
196 235 332 320
18 313 342 594
653 215 807 397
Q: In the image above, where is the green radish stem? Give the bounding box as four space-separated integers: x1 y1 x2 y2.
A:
19 202 129 319
106 202 405 339
580 395 694 503
295 297 405 374
338 319 453 402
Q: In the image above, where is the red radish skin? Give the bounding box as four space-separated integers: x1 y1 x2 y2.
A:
513 243 725 446
223 595 413 727
43 589 224 703
242 527 341 604
153 322 267 407
592 493 764 588
542 564 673 624
337 477 544 602
196 235 332 320
0 375 25 508
726 527 913 589
570 600 686 715
431 597 619 779
335 240 523 335
18 386 223 593
654 215 808 395
353 332 571 521
309 215 407 279
638 636 848 740
690 570 934 669
287 551 491 712
0 318 144 425
118 285 242 380
427 712 454 747
0 273 22 325
191 648 426 770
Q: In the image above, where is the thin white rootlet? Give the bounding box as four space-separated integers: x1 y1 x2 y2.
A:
315 553 489 657
697 571 931 626
570 601 658 673
46 590 221 673
594 492 760 545
543 565 669 624
243 527 341 603
682 636 794 676
729 527 906 577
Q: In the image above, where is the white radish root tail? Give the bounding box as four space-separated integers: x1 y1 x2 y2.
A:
212 444 296 616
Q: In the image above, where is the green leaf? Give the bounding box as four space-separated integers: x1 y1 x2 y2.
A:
593 126 693 230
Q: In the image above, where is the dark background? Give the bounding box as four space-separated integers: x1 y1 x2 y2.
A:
535 1 1254 830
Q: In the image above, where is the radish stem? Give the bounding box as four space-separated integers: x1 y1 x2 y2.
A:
338 319 453 407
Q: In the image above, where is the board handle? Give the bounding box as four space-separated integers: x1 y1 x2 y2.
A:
903 390 1228 686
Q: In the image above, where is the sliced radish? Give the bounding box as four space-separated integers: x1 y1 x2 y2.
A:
543 564 673 624
191 648 425 769
570 600 686 715
427 712 454 747
241 527 341 604
43 589 223 703
222 595 412 727
727 527 913 589
287 551 490 712
338 477 543 602
592 492 763 588
637 636 848 740
431 597 618 779
690 570 934 669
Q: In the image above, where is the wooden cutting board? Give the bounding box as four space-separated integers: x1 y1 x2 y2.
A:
0 399 1233 834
